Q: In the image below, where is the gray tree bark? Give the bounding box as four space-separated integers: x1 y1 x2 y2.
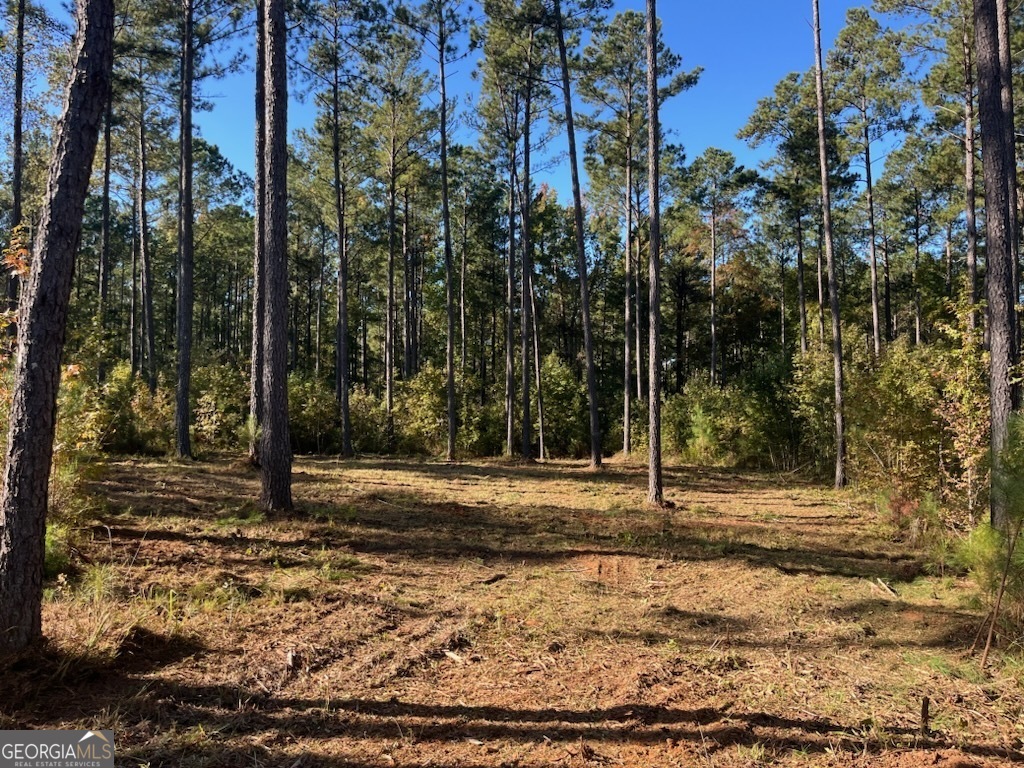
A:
646 0 663 505
813 0 847 489
259 0 292 510
175 0 195 459
0 0 113 651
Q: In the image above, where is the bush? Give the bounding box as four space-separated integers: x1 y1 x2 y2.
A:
289 373 342 454
664 377 792 469
845 338 943 500
537 353 588 458
192 363 248 451
349 387 389 454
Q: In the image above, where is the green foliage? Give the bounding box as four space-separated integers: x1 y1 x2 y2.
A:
289 373 342 454
664 377 792 469
393 363 447 455
349 388 389 454
537 353 588 458
789 346 839 475
192 363 248 451
58 362 172 455
846 338 943 499
936 306 990 526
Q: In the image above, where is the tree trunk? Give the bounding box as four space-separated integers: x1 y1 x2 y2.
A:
98 97 112 383
8 0 26 323
975 0 1015 529
813 0 846 489
137 83 157 394
259 0 292 511
505 159 517 456
438 7 457 463
963 18 980 329
249 0 266 464
529 269 545 460
175 0 195 459
554 0 601 468
710 206 718 385
0 0 113 652
386 145 397 448
816 226 826 347
646 0 663 506
520 33 535 461
796 213 808 354
623 125 633 456
330 48 352 458
863 117 881 359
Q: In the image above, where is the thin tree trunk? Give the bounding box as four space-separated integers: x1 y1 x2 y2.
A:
130 198 139 375
646 0 663 506
520 32 535 461
386 146 397 448
330 46 352 457
0 0 113 652
813 0 846 489
8 0 26 323
137 85 157 394
438 6 457 462
710 206 718 385
259 0 292 510
176 0 195 459
460 188 468 374
624 128 633 455
863 118 881 359
505 160 517 456
249 0 266 464
554 0 601 467
529 269 545 461
635 186 644 404
816 227 826 348
964 18 980 328
98 97 112 383
796 213 808 354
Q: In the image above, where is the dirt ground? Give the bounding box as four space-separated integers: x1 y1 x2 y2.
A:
1 456 1022 767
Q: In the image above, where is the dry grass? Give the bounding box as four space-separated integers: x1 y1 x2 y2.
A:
1 455 1021 767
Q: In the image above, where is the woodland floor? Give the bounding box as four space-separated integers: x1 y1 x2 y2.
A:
1 456 1023 767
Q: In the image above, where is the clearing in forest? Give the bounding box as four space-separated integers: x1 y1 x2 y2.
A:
1 457 1021 767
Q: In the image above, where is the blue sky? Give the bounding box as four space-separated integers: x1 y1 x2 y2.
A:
30 0 868 190
192 0 867 192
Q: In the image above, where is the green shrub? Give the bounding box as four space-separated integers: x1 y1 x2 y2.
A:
289 373 342 454
537 353 588 458
349 387 388 454
192 363 248 451
664 377 792 469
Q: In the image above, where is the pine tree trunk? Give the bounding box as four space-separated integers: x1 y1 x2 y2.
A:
438 7 457 462
529 269 545 461
554 0 601 468
249 0 266 464
98 98 112 383
0 0 113 652
386 148 397 449
975 0 1015 530
137 86 157 394
710 206 718 385
623 130 633 456
520 36 535 461
8 0 26 322
176 0 195 459
259 0 292 510
796 213 808 354
331 49 352 458
813 0 846 489
963 19 980 329
646 0 663 506
505 161 517 456
863 118 882 359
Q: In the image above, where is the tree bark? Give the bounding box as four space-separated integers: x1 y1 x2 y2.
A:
813 0 847 489
505 159 517 457
176 0 195 459
137 79 157 394
438 5 457 463
259 0 292 510
623 123 634 455
520 30 535 461
646 0 663 506
0 0 113 652
796 213 808 354
975 0 1015 529
249 0 266 464
554 0 601 468
863 118 882 359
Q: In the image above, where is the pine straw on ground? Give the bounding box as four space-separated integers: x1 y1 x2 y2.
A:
1 456 1021 767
